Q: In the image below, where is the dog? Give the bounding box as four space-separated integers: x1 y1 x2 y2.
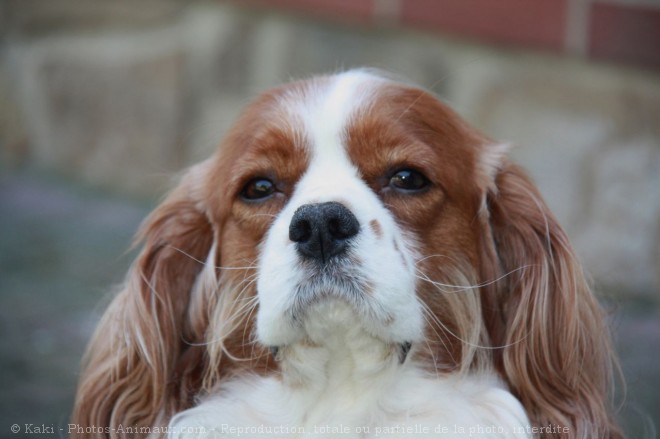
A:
72 70 624 438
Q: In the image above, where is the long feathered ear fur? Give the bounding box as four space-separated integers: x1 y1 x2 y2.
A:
484 161 624 438
71 165 215 438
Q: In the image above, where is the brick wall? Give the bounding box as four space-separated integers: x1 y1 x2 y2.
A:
241 0 660 70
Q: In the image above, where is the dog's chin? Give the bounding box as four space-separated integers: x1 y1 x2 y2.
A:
257 255 423 358
269 297 414 366
291 259 372 320
261 264 417 361
263 280 381 347
299 296 372 340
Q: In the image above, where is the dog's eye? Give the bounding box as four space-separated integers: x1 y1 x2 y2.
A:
241 178 275 200
389 169 429 193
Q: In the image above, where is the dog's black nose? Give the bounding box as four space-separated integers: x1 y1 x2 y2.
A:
289 202 360 263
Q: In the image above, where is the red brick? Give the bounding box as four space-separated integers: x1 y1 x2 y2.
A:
589 3 660 70
240 0 374 23
400 0 567 51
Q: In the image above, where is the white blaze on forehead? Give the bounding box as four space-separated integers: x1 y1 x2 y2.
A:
286 71 380 160
290 71 381 200
310 72 371 156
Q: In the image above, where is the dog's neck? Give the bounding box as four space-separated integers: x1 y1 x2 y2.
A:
275 299 406 398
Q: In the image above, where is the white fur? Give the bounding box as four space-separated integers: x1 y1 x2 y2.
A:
168 71 531 438
170 300 530 437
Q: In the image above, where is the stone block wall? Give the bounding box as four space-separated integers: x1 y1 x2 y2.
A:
2 0 659 297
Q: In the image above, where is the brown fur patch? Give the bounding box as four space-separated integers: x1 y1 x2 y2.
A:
369 219 383 238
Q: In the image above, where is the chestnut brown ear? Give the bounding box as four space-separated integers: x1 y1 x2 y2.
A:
486 163 624 438
72 167 215 437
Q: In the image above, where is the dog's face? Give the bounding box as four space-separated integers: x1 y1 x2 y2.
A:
206 71 492 366
73 70 623 439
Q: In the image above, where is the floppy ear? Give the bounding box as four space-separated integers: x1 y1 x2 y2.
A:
72 164 216 436
484 162 624 438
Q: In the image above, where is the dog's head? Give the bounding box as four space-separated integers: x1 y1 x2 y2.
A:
73 70 623 438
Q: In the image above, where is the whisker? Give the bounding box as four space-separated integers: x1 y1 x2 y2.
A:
192 295 259 348
249 213 278 219
414 265 533 293
392 75 448 124
418 307 454 372
168 245 258 271
415 254 462 265
417 297 529 350
417 299 483 350
243 295 261 358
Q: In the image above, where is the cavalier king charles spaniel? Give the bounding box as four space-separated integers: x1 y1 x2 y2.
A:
72 70 624 438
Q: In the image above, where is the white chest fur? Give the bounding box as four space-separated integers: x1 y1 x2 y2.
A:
169 301 531 439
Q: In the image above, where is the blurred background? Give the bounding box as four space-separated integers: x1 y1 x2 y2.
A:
1 0 659 437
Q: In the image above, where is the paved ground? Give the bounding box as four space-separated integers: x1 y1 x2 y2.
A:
0 172 149 438
0 171 658 438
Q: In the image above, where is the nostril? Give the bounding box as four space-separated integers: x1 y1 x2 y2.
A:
328 210 359 240
289 218 312 243
327 218 340 237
